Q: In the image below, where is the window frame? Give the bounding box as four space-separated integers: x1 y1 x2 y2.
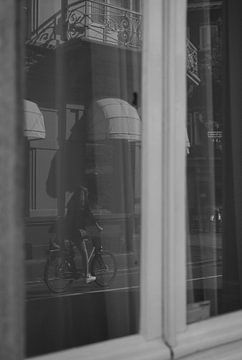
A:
3 0 242 359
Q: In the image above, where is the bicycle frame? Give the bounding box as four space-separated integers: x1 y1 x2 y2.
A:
87 246 96 263
62 238 97 270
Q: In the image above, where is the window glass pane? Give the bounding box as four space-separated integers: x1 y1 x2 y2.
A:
187 0 242 323
24 0 142 356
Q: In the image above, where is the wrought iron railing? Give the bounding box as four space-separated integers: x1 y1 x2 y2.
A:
26 0 142 49
187 39 200 85
26 0 200 84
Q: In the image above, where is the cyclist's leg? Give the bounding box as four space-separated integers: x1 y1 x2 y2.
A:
80 240 96 283
75 232 96 283
92 235 102 252
79 239 89 277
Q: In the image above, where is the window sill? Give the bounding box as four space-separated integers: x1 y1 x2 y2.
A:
30 335 170 360
175 340 242 360
174 311 242 359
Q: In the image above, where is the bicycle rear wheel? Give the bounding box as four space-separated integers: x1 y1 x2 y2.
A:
91 251 117 287
44 253 73 293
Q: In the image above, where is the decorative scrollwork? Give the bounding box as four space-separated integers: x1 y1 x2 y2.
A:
120 16 130 30
67 9 86 39
135 23 142 43
129 20 142 47
26 1 143 49
28 20 56 47
104 17 118 32
118 29 130 44
39 28 55 44
118 16 131 45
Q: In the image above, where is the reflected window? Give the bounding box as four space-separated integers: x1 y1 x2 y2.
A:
187 0 242 323
24 0 142 357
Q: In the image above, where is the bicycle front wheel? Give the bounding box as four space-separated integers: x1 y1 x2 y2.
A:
44 254 73 293
91 251 117 287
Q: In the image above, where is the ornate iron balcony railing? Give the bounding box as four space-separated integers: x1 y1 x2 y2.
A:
26 0 142 50
25 0 200 84
187 39 200 85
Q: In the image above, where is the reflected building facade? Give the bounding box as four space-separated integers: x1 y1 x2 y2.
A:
24 0 200 356
24 0 143 277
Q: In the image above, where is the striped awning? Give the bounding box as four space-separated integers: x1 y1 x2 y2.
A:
24 100 46 140
88 98 141 141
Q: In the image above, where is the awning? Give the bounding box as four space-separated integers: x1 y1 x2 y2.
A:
88 98 141 141
24 100 46 140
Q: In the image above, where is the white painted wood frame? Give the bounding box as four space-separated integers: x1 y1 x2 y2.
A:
0 0 25 359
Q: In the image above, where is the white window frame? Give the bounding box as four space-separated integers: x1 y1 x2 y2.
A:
3 0 242 359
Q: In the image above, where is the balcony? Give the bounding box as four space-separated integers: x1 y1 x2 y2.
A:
187 39 200 86
26 0 142 50
25 0 200 85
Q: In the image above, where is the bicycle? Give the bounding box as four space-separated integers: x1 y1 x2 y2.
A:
44 229 117 293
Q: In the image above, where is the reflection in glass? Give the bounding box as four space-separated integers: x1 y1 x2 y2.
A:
187 0 242 323
24 0 142 356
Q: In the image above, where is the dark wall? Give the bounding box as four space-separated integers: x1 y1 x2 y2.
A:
26 40 141 108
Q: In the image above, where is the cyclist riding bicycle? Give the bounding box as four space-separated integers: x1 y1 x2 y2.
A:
49 184 103 284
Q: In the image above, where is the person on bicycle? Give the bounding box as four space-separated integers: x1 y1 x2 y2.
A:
65 184 103 283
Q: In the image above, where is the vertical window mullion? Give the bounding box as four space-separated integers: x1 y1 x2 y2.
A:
140 0 163 340
0 0 25 359
162 0 187 347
